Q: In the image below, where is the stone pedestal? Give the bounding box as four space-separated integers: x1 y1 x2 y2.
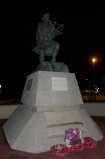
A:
3 71 103 153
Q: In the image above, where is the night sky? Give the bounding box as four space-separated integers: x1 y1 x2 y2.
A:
0 6 105 98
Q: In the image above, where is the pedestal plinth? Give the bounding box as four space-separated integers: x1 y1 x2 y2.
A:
3 71 103 153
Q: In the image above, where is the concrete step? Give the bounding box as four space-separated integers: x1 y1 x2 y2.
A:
48 134 65 146
45 111 82 126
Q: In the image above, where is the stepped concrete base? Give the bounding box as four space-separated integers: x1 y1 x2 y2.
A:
3 105 103 153
3 71 103 153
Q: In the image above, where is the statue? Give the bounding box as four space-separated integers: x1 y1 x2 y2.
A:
32 13 63 64
32 13 69 72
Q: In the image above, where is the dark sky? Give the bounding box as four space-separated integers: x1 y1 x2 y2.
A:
0 6 105 97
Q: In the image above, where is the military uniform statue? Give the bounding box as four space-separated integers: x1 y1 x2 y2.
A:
32 13 64 64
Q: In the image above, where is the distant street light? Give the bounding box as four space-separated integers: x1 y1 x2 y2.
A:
92 57 97 84
92 58 96 63
92 58 96 73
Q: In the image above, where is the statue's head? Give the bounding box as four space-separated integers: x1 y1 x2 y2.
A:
42 13 50 22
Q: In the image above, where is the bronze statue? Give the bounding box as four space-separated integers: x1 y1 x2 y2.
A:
32 13 64 64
